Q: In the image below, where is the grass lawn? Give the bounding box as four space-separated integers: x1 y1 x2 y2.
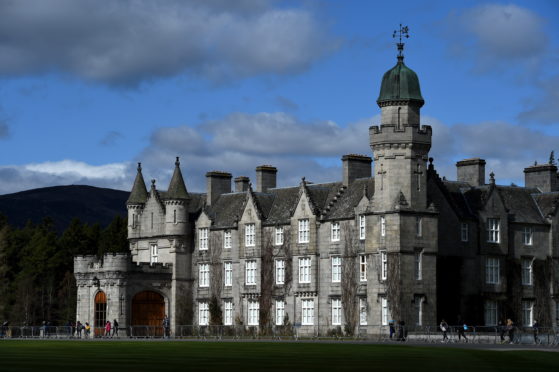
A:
0 341 557 371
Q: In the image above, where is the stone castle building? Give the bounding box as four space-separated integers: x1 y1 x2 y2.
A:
74 47 559 334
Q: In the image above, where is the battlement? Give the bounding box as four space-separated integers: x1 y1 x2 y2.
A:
369 123 432 147
74 253 131 274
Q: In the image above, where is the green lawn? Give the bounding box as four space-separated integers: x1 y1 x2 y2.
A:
0 341 557 371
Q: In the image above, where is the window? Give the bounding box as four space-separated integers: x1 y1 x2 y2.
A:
331 256 342 283
416 217 422 237
275 259 285 285
132 213 137 229
224 230 232 249
414 250 422 280
522 300 533 327
484 300 498 326
173 209 177 224
359 215 366 240
521 258 533 286
248 300 259 326
415 296 423 326
275 227 284 246
380 216 386 237
245 260 257 285
224 301 233 326
359 298 367 325
298 219 309 243
299 257 311 284
94 291 107 330
487 218 500 243
381 297 389 326
461 223 469 242
224 262 233 287
151 212 154 229
199 228 208 250
150 244 158 264
245 224 255 247
485 257 500 284
199 263 209 288
199 302 209 326
275 300 285 326
331 298 342 325
522 227 533 246
331 222 340 242
360 255 367 282
301 299 314 325
381 251 387 281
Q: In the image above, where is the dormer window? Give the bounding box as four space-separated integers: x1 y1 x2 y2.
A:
487 218 500 243
199 228 208 250
331 222 340 242
298 219 309 243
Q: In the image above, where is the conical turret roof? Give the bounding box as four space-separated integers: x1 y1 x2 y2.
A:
166 157 189 200
127 163 148 204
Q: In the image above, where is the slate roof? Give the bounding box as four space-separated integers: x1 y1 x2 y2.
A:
533 192 559 218
325 178 374 220
440 181 547 224
127 166 148 205
166 159 189 200
206 192 247 228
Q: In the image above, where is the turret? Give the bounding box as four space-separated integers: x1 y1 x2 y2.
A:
165 157 189 235
370 40 431 211
127 163 148 238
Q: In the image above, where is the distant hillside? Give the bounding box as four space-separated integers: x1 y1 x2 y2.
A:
0 185 129 232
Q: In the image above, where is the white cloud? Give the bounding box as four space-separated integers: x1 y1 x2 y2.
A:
2 111 556 194
0 0 336 86
446 4 548 73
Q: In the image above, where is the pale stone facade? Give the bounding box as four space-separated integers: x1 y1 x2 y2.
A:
75 53 559 334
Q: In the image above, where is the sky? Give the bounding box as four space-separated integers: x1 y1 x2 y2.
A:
0 0 558 195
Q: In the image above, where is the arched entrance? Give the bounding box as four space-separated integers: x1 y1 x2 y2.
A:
94 291 107 337
131 291 165 337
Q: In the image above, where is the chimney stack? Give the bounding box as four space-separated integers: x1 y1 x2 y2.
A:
256 165 277 192
235 176 250 193
342 154 372 186
206 171 232 206
524 164 558 192
456 158 486 187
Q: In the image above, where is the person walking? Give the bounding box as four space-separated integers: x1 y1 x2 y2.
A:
76 321 83 339
85 322 91 338
440 319 449 342
456 316 468 342
506 319 515 344
498 320 506 343
533 320 540 344
389 320 395 340
163 315 170 338
105 320 112 338
113 319 119 337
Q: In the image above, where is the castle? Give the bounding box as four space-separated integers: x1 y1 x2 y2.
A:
74 44 559 335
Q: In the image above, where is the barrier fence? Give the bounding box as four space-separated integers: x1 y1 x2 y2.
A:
1 324 558 345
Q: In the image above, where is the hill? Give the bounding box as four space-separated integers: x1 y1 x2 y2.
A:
0 185 129 232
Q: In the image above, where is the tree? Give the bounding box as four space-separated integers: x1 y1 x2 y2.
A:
341 224 359 335
209 233 223 326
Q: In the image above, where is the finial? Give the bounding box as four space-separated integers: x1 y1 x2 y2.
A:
489 172 495 184
429 157 433 165
175 156 180 167
137 162 142 172
549 151 555 165
534 160 538 166
392 24 409 59
151 179 156 188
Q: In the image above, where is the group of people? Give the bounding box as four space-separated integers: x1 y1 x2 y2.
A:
388 320 407 341
438 317 543 344
103 319 119 337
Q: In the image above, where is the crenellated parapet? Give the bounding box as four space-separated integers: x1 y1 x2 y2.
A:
369 123 432 148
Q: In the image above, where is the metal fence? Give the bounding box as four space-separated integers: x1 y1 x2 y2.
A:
1 324 558 345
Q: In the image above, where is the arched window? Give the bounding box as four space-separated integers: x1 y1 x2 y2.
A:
94 291 107 335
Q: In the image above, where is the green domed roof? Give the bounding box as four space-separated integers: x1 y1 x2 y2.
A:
377 56 424 107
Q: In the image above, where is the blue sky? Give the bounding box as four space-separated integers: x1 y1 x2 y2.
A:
0 0 558 194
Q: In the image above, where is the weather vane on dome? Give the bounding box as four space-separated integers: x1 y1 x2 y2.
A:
393 24 409 58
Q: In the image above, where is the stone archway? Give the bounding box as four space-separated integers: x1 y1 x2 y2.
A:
131 291 165 336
